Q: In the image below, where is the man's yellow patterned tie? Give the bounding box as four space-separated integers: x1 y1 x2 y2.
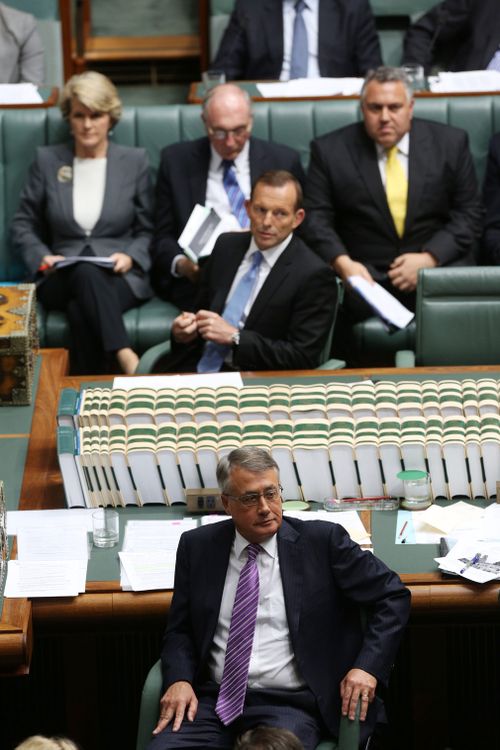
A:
385 145 408 237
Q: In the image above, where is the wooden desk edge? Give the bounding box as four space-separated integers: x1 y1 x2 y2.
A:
187 81 500 104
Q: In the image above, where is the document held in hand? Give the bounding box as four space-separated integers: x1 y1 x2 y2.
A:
348 275 415 329
178 204 242 263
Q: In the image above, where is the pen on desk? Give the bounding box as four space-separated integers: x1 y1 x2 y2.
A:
460 552 481 575
398 520 408 539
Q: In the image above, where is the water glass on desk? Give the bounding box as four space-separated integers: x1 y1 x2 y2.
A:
92 508 119 548
398 470 432 510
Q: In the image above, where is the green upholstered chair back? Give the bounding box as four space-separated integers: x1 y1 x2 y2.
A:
414 268 500 366
2 96 498 282
135 660 360 750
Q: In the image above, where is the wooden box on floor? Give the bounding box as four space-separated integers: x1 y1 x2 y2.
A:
0 284 38 405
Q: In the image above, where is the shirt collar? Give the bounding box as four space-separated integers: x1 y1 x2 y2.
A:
209 139 251 173
376 131 410 160
246 232 294 269
234 528 278 560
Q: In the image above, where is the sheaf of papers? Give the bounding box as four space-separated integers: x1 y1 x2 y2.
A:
5 560 86 598
178 204 242 262
113 372 244 390
119 550 178 591
7 508 95 536
54 256 115 270
435 539 500 583
120 519 197 591
256 77 363 98
4 519 89 597
395 501 499 545
284 509 371 545
348 275 414 329
0 82 43 104
428 70 500 93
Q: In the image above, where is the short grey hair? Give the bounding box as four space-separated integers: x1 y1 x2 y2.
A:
217 448 279 494
235 727 304 750
360 66 413 104
202 83 252 120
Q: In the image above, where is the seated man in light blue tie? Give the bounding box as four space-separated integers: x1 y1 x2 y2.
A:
155 170 336 372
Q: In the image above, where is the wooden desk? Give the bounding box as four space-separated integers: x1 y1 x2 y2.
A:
188 80 500 103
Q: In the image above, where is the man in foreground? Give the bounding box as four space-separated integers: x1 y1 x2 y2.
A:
148 447 411 749
157 170 335 372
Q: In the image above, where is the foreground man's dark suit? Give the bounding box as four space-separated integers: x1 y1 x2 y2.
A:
152 136 305 309
157 231 336 372
403 0 500 73
212 0 382 80
150 517 410 748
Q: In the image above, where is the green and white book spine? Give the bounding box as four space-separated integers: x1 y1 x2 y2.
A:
57 425 87 508
57 388 80 428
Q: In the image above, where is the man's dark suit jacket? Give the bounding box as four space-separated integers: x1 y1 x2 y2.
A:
212 0 381 80
160 231 336 372
403 0 500 74
151 136 305 309
482 132 500 264
161 517 411 742
303 118 483 280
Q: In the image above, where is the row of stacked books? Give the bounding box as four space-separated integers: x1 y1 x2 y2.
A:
56 380 500 508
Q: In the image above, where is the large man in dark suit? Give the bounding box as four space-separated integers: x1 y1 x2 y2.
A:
148 447 411 750
304 66 482 329
482 132 500 264
152 83 305 310
212 0 381 81
160 170 335 373
403 0 500 74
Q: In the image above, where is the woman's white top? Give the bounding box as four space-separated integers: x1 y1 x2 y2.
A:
73 157 107 235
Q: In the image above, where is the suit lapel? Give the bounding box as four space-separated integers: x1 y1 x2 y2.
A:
348 129 396 237
249 139 269 185
263 0 284 72
318 0 337 76
277 519 302 641
93 141 122 233
200 520 235 658
52 143 79 232
405 121 430 233
244 237 294 328
189 138 211 207
211 236 250 314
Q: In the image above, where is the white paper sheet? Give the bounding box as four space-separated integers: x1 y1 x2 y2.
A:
119 550 177 591
4 560 86 597
284 509 371 544
7 508 95 536
122 519 197 551
113 373 244 390
17 527 89 561
0 83 43 104
429 70 500 93
348 276 414 329
256 77 363 98
435 539 500 582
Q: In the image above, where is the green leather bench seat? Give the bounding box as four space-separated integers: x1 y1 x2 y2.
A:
2 95 499 359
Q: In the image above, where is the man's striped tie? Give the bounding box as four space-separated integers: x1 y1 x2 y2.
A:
215 543 261 725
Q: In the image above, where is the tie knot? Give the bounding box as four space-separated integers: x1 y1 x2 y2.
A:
222 159 235 174
250 250 263 269
295 0 307 12
246 543 261 561
386 145 399 160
